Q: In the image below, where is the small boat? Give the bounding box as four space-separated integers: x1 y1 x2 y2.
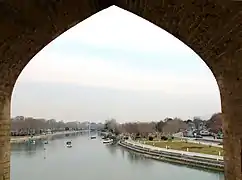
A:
44 140 48 144
90 136 96 139
102 138 113 145
28 139 35 144
66 141 72 148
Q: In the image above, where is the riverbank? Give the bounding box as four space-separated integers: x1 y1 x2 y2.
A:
118 140 224 172
11 130 85 144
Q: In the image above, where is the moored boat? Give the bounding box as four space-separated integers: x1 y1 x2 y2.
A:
102 138 113 145
90 136 96 139
28 138 35 144
66 141 72 148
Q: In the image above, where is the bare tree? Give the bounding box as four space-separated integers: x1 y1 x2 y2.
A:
156 120 164 132
104 119 120 134
162 118 188 135
11 116 85 135
193 116 203 130
206 113 222 133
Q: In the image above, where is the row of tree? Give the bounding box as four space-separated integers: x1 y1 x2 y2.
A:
11 116 88 135
103 113 223 135
206 113 222 133
11 112 222 136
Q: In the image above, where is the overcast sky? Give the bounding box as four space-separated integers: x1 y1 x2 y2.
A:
11 6 221 122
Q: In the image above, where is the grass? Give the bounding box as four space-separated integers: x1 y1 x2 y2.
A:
142 140 224 156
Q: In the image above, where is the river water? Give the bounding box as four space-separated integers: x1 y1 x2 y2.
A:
11 133 224 180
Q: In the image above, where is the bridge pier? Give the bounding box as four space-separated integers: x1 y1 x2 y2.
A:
0 91 11 180
223 133 242 180
218 73 242 180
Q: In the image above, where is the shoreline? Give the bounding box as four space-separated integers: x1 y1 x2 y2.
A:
10 130 84 144
118 140 224 172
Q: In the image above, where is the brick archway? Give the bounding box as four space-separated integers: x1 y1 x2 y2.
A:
0 1 241 180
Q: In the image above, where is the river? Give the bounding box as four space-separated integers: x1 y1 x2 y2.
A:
11 133 224 180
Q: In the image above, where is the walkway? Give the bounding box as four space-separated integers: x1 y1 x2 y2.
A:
127 140 223 160
173 133 223 148
185 139 222 148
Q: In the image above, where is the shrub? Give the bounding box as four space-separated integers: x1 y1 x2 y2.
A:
135 136 141 140
148 136 153 141
161 136 168 141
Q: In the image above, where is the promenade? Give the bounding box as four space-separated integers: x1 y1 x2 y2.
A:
184 138 222 148
173 133 223 148
132 140 223 160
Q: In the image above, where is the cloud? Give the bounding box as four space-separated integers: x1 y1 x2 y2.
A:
17 51 219 95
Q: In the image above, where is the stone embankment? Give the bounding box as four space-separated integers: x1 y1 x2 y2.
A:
11 130 84 143
118 140 224 172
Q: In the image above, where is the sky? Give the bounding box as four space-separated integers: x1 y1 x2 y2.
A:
11 6 221 122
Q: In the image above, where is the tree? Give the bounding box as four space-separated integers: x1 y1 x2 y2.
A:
162 118 188 135
11 116 84 135
137 122 156 136
193 117 203 130
156 120 164 132
206 113 222 133
164 117 173 122
185 119 193 124
103 119 120 134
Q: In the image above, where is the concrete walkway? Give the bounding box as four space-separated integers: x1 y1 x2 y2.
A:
185 139 222 148
128 140 223 160
173 133 223 148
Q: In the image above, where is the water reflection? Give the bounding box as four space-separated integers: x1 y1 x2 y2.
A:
105 144 153 166
11 140 44 157
50 132 84 140
125 149 153 166
11 133 85 157
105 145 118 156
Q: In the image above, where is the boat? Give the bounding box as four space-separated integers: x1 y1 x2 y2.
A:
44 140 48 144
28 139 35 144
102 138 113 145
90 136 96 139
66 141 72 148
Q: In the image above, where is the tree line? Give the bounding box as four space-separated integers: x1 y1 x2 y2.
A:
11 112 222 136
11 116 86 135
103 113 222 136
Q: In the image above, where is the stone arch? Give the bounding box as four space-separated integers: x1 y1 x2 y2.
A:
0 1 242 180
